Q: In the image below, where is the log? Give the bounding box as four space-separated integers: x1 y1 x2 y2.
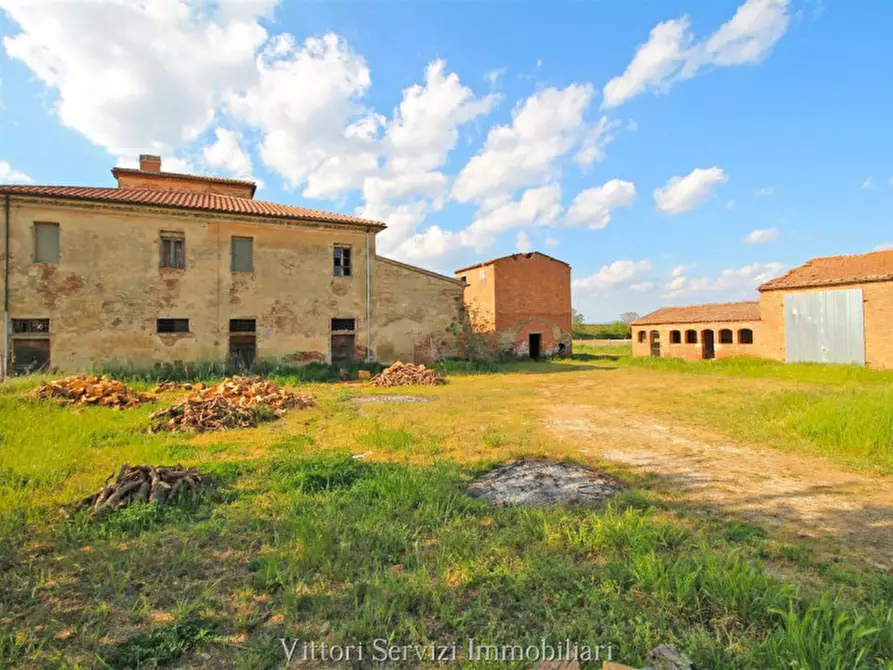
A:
97 479 142 511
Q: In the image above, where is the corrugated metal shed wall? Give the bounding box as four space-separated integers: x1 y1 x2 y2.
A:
784 288 865 365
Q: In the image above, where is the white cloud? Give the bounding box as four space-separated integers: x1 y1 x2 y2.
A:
743 227 779 244
654 166 727 214
573 259 652 291
515 231 532 253
661 261 785 299
202 128 254 178
0 160 33 184
451 84 602 203
753 186 775 197
484 67 506 87
545 237 559 249
564 179 636 229
2 0 275 156
862 177 873 189
603 0 790 108
631 281 655 292
874 243 893 252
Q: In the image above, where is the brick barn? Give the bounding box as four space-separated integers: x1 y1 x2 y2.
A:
455 252 572 358
632 249 893 369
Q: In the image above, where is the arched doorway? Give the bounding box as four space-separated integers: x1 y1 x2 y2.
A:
650 330 661 357
701 330 715 360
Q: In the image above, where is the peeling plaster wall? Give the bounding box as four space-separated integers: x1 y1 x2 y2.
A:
371 257 464 364
631 321 763 361
5 197 373 372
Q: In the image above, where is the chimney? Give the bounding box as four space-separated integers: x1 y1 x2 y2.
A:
139 154 162 173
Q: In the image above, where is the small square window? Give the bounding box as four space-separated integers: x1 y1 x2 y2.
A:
331 318 356 332
231 237 253 273
156 318 189 333
334 245 352 277
12 318 50 334
160 234 185 269
229 318 256 333
34 222 60 264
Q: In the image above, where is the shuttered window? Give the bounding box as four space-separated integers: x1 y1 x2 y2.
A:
34 222 60 264
231 237 253 272
160 234 185 269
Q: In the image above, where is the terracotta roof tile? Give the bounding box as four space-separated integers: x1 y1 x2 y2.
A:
0 185 385 229
632 301 760 326
759 250 893 291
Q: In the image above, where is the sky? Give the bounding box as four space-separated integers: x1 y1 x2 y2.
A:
0 0 891 322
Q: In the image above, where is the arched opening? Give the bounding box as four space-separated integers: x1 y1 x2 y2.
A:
685 329 698 344
719 329 733 344
638 330 647 343
738 328 754 344
650 330 661 357
670 330 682 344
702 330 715 359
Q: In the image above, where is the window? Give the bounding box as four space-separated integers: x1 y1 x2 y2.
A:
156 318 189 333
333 245 352 276
12 318 50 334
331 318 356 332
160 233 185 269
719 329 733 344
229 319 256 333
34 222 60 264
685 329 698 344
670 330 682 344
637 330 646 343
231 237 253 272
738 328 754 345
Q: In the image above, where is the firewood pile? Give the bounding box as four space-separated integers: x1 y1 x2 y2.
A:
152 381 207 393
370 362 446 387
28 375 153 409
148 376 315 432
66 463 206 516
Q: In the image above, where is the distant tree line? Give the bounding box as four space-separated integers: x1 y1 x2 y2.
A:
572 309 639 340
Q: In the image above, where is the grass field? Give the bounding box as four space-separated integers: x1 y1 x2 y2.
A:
1 353 892 668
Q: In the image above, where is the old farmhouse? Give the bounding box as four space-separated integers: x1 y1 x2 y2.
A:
632 249 893 369
0 156 465 374
456 252 572 358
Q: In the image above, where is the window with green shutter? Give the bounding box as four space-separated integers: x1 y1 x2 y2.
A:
34 222 60 264
231 237 253 272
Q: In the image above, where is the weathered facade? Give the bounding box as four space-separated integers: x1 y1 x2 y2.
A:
632 250 893 369
0 157 464 374
456 252 572 358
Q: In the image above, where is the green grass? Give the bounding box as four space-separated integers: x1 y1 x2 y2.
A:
2 366 893 667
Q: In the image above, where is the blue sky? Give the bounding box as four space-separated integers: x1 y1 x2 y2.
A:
1 0 891 321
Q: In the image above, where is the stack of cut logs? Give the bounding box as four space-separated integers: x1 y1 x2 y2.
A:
28 375 152 409
68 463 205 515
149 376 315 432
370 362 446 387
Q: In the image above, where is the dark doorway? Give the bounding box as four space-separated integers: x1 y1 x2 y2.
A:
12 339 50 374
331 334 355 367
702 330 715 360
649 330 661 357
229 335 256 371
528 333 541 359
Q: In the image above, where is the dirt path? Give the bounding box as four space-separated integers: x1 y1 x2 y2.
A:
544 402 893 571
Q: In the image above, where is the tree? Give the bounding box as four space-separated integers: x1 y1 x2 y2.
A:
572 308 586 330
620 312 640 324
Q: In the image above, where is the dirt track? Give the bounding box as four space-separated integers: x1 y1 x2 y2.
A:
544 399 893 571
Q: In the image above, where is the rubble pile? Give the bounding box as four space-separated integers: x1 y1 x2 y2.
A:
28 375 152 409
369 362 445 387
149 376 314 432
66 463 206 515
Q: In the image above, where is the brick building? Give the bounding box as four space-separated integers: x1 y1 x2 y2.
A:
632 249 893 369
455 252 572 358
0 156 464 374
